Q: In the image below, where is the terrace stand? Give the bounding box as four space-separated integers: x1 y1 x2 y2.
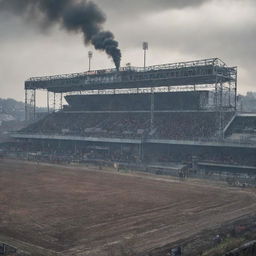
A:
24 58 237 138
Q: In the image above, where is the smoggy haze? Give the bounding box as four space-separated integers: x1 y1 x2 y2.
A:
0 0 255 106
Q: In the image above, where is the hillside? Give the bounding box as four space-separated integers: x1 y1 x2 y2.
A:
0 98 47 142
0 98 25 121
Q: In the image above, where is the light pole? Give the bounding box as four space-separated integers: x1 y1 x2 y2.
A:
142 42 148 69
88 51 93 71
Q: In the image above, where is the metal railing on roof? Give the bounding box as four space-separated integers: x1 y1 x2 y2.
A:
26 58 226 83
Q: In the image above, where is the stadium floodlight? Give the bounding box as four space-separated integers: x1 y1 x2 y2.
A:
88 51 93 71
142 42 149 69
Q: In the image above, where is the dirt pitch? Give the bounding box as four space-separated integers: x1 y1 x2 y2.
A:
0 159 256 256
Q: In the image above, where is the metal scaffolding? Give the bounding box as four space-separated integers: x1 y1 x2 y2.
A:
24 58 237 124
25 89 36 121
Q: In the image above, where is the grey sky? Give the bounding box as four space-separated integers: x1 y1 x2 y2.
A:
0 0 255 106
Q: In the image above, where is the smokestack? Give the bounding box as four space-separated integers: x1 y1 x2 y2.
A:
0 0 121 70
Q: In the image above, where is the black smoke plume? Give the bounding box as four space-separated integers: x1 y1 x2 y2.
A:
0 0 121 70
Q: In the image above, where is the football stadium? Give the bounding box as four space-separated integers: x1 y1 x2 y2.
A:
11 58 256 182
1 58 256 256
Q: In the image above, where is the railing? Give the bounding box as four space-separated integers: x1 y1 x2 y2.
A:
26 58 226 83
12 132 256 147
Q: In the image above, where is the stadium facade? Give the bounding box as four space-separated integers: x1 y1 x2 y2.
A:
10 58 256 181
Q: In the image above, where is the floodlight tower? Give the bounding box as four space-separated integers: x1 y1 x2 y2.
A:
143 42 148 70
88 51 93 71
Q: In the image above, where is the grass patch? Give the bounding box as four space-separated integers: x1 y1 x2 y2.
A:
202 237 245 256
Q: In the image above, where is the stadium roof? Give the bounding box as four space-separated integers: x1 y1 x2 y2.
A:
25 58 237 93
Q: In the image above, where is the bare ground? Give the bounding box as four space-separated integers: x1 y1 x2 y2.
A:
0 158 255 256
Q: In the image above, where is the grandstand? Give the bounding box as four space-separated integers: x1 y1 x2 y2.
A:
10 58 256 180
19 111 234 141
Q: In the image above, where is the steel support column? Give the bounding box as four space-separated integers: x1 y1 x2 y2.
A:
214 77 218 109
60 93 63 111
25 89 28 122
25 89 36 121
219 81 224 139
228 81 231 107
33 89 36 120
235 70 238 111
47 91 50 113
150 87 155 131
53 92 56 112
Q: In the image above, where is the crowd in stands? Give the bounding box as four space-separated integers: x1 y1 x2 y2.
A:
154 112 217 140
21 112 150 139
200 152 256 166
226 115 256 135
144 147 256 167
154 112 234 140
20 111 235 141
